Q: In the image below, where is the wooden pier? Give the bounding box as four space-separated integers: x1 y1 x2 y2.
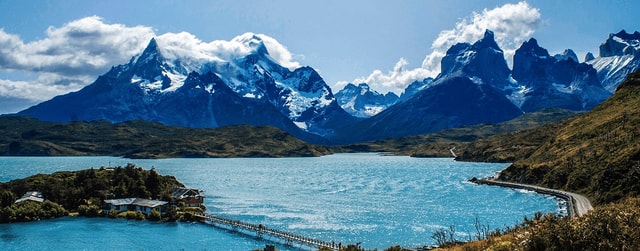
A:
196 213 342 250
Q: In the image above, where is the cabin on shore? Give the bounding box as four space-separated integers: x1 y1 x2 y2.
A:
171 187 204 207
103 198 169 215
15 191 45 204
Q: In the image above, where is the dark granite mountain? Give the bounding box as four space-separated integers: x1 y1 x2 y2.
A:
512 38 610 112
587 30 640 92
334 31 523 143
399 78 434 101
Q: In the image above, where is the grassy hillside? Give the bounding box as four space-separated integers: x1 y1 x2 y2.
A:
453 119 568 163
425 70 640 251
433 197 640 251
498 70 640 204
0 117 331 158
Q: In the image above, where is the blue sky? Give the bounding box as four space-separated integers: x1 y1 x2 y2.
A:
0 0 638 114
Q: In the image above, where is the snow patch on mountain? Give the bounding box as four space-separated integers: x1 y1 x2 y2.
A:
335 83 399 118
587 30 640 92
151 32 300 73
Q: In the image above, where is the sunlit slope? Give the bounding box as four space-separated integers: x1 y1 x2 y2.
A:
499 70 640 204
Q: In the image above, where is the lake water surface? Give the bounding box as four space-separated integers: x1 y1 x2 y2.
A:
0 154 558 250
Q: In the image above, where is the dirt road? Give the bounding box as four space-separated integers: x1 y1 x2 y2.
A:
471 179 593 217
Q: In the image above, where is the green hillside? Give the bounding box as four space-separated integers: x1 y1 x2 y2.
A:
0 117 331 158
498 70 640 204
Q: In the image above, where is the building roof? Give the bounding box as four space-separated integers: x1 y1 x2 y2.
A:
15 196 44 203
104 198 168 208
132 198 168 208
104 198 137 206
171 187 202 199
15 191 45 204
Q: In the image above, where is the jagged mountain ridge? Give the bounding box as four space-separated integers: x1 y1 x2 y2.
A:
511 38 610 112
334 30 631 142
334 83 399 118
18 34 356 144
333 31 524 143
335 78 433 118
338 30 639 120
588 30 640 92
17 30 640 145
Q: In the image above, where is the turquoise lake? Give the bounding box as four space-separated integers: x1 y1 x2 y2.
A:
0 154 559 250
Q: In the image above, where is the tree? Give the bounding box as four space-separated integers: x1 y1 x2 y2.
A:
78 204 102 217
0 190 15 207
148 209 162 221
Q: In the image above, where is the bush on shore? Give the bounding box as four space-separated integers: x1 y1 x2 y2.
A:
434 196 640 251
0 200 67 223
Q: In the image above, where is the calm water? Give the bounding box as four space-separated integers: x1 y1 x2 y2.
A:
0 154 558 250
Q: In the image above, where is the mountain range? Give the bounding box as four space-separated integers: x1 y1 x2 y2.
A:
16 30 640 144
333 83 399 118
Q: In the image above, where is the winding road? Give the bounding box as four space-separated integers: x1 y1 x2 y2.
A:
471 179 593 217
561 190 594 216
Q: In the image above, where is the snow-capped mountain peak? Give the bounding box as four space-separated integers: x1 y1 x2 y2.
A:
127 38 187 93
18 33 354 142
334 83 399 118
554 49 579 63
512 36 610 112
232 32 270 56
588 30 640 92
439 29 512 91
599 30 640 57
472 29 502 52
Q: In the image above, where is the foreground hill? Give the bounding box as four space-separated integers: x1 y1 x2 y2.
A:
495 70 640 204
0 116 331 158
431 69 640 251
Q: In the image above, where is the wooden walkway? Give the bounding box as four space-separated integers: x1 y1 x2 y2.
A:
196 213 342 250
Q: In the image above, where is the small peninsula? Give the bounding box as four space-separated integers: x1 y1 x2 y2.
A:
0 164 203 223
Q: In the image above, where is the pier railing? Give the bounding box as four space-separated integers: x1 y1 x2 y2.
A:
196 213 342 250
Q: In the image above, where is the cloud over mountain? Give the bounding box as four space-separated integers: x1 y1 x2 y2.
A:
154 32 301 71
423 1 542 72
0 16 155 110
0 16 301 113
348 1 542 95
339 58 431 95
0 16 154 75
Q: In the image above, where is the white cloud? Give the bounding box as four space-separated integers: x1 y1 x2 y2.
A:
0 73 87 101
0 16 155 110
0 17 302 113
257 34 301 70
0 16 154 76
154 32 301 71
346 1 542 95
423 1 542 72
351 58 431 94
